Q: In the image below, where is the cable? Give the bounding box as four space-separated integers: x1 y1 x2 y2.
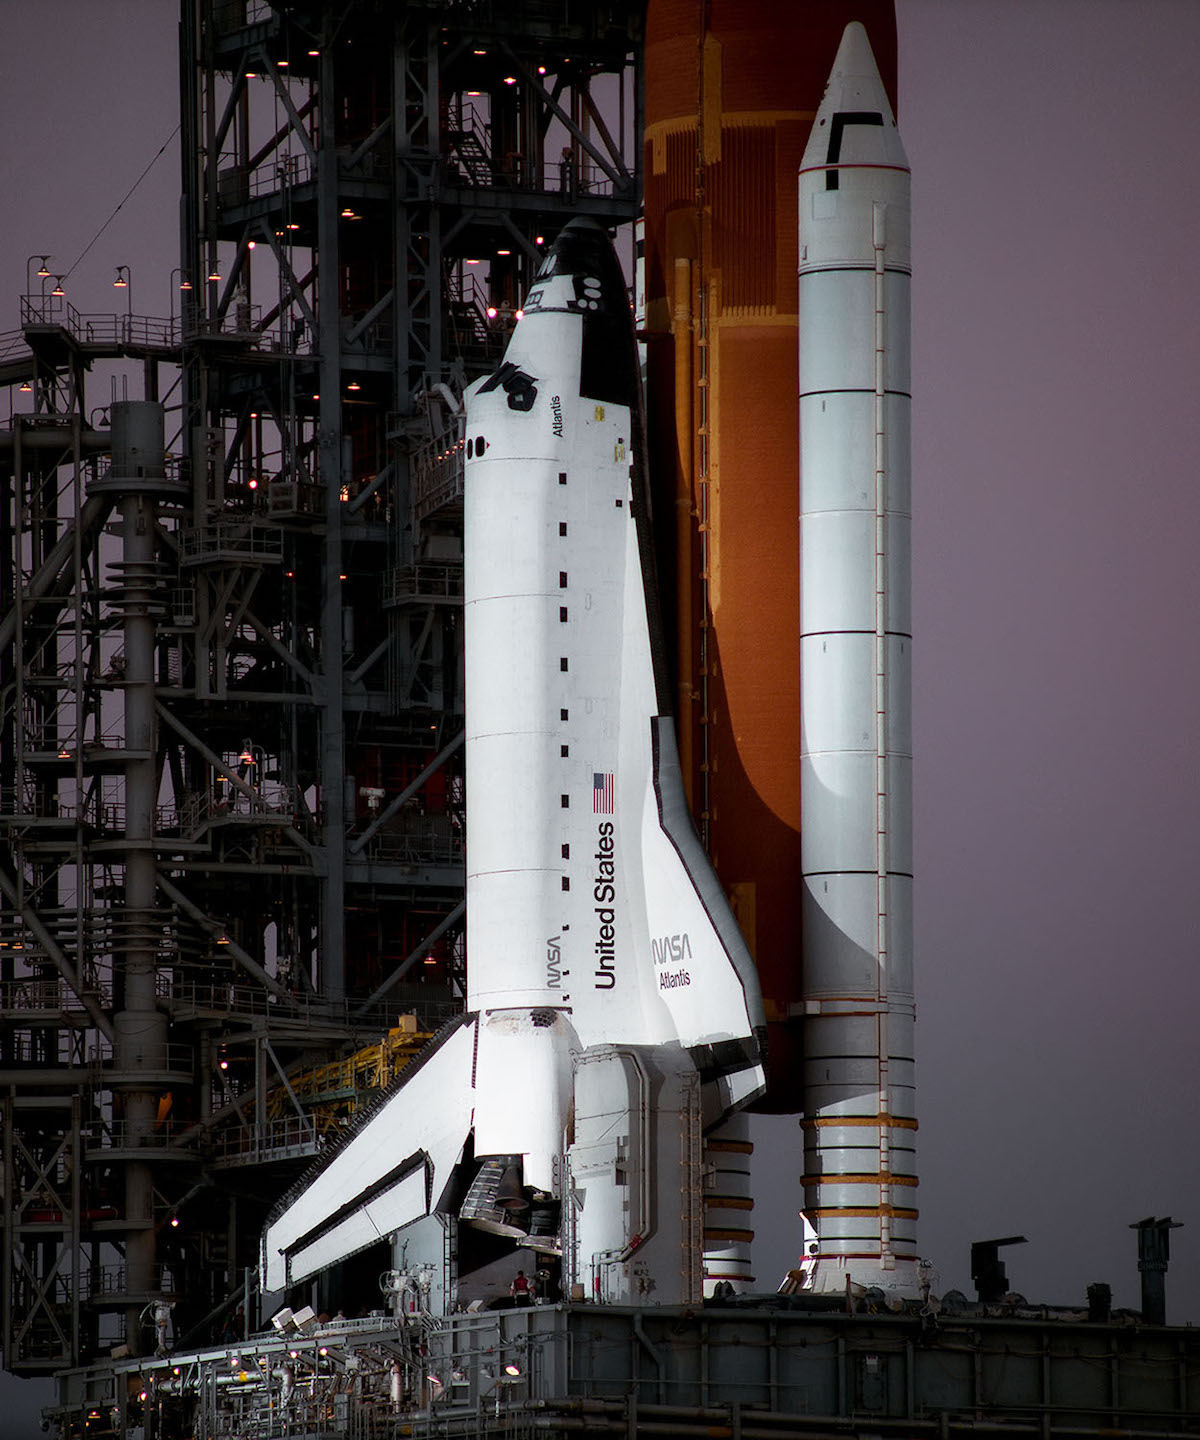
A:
63 125 181 279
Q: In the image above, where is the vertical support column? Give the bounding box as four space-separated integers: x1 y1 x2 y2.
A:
1131 1216 1182 1326
393 11 442 421
2 1098 12 1367
69 1093 82 1372
317 44 345 1000
670 256 696 802
107 402 171 1343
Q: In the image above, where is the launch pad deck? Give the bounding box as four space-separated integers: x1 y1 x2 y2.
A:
51 1301 1200 1438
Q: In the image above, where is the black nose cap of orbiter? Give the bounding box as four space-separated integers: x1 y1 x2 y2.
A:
546 219 627 314
543 219 638 409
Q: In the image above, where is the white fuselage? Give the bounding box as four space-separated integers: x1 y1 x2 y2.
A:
465 279 764 1187
465 302 666 1033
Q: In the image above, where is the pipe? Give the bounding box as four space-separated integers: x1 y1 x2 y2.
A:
671 256 695 801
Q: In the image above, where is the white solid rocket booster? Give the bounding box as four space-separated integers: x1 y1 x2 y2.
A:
798 21 919 1297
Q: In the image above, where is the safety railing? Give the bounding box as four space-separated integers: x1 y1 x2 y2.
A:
0 977 92 1013
385 562 464 606
84 1117 196 1154
359 816 464 870
410 414 466 523
90 1042 195 1080
178 521 284 565
208 1114 321 1164
267 479 324 517
165 976 461 1036
82 1262 178 1301
216 150 314 202
19 295 181 353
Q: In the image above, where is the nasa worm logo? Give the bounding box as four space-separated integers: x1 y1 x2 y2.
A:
653 933 692 989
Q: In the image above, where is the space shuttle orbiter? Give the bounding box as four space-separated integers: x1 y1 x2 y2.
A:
262 221 765 1306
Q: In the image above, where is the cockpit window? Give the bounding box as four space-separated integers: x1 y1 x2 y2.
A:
479 362 538 413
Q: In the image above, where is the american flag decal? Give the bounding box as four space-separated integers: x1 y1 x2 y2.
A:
592 772 614 814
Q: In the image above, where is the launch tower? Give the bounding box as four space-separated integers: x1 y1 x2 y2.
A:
0 0 641 1377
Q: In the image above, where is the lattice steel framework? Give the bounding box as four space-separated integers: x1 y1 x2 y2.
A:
0 0 641 1379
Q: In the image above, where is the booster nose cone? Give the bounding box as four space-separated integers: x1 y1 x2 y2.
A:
801 21 908 180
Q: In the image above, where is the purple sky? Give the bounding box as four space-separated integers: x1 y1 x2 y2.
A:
765 0 1200 1318
2 0 1199 1420
897 0 1200 1315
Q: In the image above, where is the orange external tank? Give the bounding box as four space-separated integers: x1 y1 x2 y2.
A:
643 0 898 1107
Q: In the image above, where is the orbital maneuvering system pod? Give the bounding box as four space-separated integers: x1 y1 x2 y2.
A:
261 221 766 1308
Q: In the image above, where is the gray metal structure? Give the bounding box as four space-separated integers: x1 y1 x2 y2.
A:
48 1301 1200 1439
0 0 641 1383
